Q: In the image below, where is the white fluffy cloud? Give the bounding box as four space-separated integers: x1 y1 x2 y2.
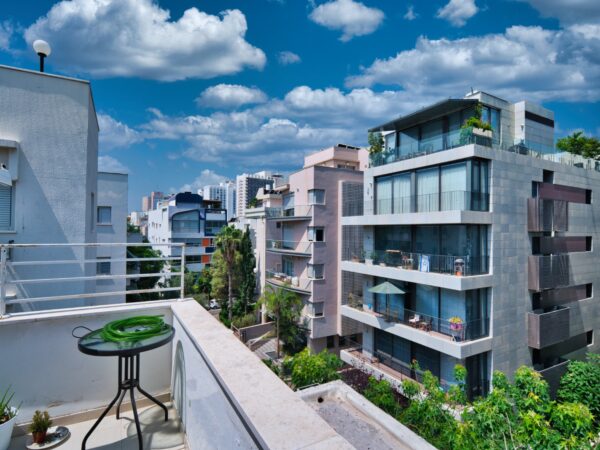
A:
309 0 384 42
0 21 12 50
278 51 301 65
520 0 600 25
98 114 143 151
437 0 478 27
196 84 268 108
346 25 600 102
179 169 228 193
404 6 417 21
23 0 266 81
98 155 129 174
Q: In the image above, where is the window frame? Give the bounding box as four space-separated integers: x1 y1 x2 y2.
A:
97 206 112 225
308 189 326 205
96 257 111 275
307 263 325 280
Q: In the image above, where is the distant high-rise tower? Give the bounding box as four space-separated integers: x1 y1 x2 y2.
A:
236 172 275 218
201 181 236 220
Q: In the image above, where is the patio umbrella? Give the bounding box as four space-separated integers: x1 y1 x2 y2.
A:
368 282 405 318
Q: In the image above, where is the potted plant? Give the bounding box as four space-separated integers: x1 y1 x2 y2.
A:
460 104 493 144
0 388 19 450
449 316 464 331
29 410 52 445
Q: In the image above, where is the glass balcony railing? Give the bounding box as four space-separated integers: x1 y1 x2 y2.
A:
266 205 314 219
370 190 489 215
370 127 600 173
266 239 312 254
343 248 489 276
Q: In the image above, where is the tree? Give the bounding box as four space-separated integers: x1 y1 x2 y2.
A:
259 285 303 359
209 248 241 324
126 244 165 302
197 267 212 295
368 131 384 154
238 229 256 314
215 226 243 323
557 131 600 159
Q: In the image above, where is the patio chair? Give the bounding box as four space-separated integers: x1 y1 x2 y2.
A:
409 314 420 326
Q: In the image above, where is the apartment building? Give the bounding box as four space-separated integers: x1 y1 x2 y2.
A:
147 192 227 272
263 145 367 352
202 181 237 220
236 171 278 218
96 171 128 303
340 91 600 398
142 191 164 212
0 64 128 311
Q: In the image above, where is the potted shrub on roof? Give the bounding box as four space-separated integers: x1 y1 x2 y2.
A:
29 410 52 445
0 388 19 450
460 104 493 144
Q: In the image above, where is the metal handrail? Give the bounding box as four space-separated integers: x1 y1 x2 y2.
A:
0 242 187 318
266 239 313 254
266 205 314 219
265 269 312 291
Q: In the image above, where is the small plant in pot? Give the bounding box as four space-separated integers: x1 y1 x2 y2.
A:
0 387 19 450
366 251 376 265
449 316 464 331
29 410 52 445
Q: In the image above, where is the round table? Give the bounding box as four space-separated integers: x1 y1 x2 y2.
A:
78 325 175 450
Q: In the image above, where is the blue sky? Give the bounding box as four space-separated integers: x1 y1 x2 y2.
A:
0 0 599 211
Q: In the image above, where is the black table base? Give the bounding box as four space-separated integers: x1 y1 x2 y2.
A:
81 354 169 450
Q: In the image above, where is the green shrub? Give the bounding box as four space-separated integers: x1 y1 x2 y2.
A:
557 354 600 422
550 402 594 440
363 377 398 415
231 313 256 329
287 349 342 389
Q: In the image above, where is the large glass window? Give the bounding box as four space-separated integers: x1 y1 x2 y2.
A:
375 176 393 214
441 163 467 210
172 211 199 233
282 257 294 276
308 263 324 279
399 126 419 157
283 193 295 216
205 220 226 236
393 173 411 213
420 119 444 153
416 167 439 212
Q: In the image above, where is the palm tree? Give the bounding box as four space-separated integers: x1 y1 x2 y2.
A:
215 225 243 323
260 285 302 359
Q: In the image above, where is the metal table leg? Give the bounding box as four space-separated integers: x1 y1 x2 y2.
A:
81 354 169 450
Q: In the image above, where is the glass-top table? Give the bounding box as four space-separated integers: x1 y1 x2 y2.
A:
78 325 175 450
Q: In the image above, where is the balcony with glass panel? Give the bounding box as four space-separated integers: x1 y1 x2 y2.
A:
266 239 313 256
265 269 312 294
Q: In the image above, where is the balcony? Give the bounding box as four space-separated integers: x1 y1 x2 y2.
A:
366 190 490 215
265 269 312 294
528 254 570 291
370 127 600 174
0 243 354 450
343 297 489 343
345 249 488 276
266 205 314 221
528 306 570 349
266 239 312 256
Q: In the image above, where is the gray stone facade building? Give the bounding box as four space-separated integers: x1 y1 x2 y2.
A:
339 91 600 398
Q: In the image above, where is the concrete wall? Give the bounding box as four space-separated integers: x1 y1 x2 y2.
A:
0 302 173 423
0 65 100 310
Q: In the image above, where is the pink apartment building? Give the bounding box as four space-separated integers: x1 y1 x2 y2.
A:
261 144 368 352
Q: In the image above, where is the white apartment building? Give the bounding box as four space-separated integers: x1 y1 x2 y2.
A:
96 171 128 303
202 181 236 220
236 171 278 218
147 192 227 272
0 64 125 311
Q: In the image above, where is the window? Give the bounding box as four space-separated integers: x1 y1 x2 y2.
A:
308 302 324 318
326 335 335 348
308 263 324 279
96 257 111 275
308 189 325 205
97 206 112 224
0 184 12 230
308 227 324 242
416 167 439 212
282 257 294 276
172 211 199 233
440 163 467 210
205 220 226 236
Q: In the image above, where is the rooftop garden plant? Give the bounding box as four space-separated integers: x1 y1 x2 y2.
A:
368 131 384 155
0 387 18 425
29 410 52 445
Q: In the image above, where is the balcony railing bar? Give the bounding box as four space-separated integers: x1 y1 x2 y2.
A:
266 240 313 254
9 271 181 285
5 287 181 305
9 256 181 266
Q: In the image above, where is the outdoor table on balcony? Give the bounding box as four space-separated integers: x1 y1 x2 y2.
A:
77 325 175 450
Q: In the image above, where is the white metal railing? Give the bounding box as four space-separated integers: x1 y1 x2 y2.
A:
0 242 186 318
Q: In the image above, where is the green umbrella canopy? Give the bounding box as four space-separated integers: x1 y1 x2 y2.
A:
368 281 406 295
